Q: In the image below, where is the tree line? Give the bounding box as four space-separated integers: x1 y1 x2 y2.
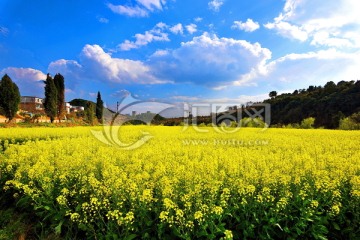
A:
0 73 104 124
265 80 360 128
1 72 359 128
156 80 360 129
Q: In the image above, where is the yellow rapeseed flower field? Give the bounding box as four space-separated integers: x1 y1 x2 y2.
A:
0 126 360 239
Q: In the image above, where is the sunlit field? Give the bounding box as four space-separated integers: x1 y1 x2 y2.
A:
1 126 360 239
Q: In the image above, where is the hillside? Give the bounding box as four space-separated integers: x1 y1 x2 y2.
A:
265 80 360 128
157 80 360 129
69 98 96 109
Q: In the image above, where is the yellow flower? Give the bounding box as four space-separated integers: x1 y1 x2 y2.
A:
224 230 233 239
212 206 223 215
310 200 319 209
194 211 203 221
70 213 80 222
330 203 341 216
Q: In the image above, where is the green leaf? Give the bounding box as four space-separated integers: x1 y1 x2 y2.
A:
332 222 340 231
125 234 137 240
55 221 63 234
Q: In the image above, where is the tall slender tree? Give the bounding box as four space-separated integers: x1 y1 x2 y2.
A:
85 101 95 125
0 74 21 121
96 91 103 123
54 73 65 120
43 74 58 123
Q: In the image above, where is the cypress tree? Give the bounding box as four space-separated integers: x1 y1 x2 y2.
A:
96 91 103 123
0 74 21 121
85 101 94 125
43 74 58 123
54 73 65 120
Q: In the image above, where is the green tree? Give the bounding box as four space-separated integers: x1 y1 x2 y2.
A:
339 112 360 130
95 91 103 123
43 74 58 123
54 73 65 120
300 117 315 129
0 74 21 121
269 91 277 98
85 101 95 125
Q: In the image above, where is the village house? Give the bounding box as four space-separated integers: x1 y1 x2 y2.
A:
20 96 84 115
20 96 45 114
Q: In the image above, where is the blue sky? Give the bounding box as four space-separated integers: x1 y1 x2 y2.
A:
0 0 359 113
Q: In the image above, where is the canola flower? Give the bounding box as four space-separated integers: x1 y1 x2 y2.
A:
0 126 359 239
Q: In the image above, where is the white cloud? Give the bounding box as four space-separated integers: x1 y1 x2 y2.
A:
251 49 360 89
170 23 184 35
107 0 167 17
150 32 271 87
98 17 109 23
310 31 352 48
136 0 166 11
119 22 169 51
1 67 46 81
44 45 171 88
119 40 138 51
232 19 260 32
265 0 360 47
208 0 224 12
194 17 203 22
80 44 169 84
111 89 130 98
186 24 197 34
48 59 83 87
151 49 169 57
107 3 148 17
264 21 308 42
0 67 46 97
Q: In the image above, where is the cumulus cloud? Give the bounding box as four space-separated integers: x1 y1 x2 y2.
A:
232 19 260 32
169 23 184 35
45 44 171 87
149 32 272 87
119 22 169 51
48 59 83 88
0 67 46 97
208 0 224 12
265 0 360 48
251 49 360 89
107 0 167 17
79 44 169 84
186 24 197 34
